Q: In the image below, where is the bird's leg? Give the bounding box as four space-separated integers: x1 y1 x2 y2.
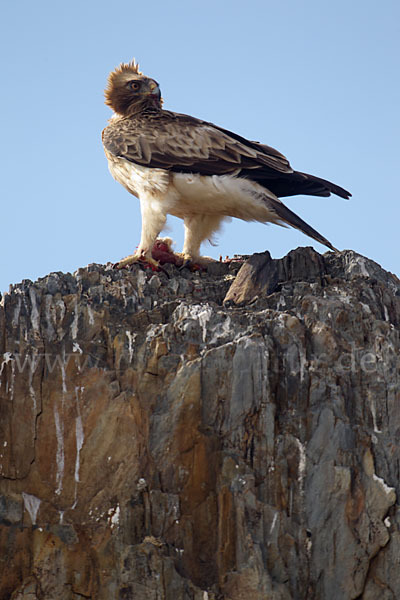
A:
179 215 222 267
116 198 167 268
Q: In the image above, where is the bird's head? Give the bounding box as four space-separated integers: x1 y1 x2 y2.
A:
104 59 162 116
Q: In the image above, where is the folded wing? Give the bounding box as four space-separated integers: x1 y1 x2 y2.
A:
103 111 350 200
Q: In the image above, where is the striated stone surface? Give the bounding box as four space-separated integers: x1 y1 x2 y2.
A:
0 247 400 599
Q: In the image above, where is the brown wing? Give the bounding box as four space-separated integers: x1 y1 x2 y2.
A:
102 110 293 177
102 111 351 199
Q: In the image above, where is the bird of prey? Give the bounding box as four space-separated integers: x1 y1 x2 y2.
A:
102 60 350 268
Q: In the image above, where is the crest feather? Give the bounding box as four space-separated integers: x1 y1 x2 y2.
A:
104 59 143 108
114 58 142 77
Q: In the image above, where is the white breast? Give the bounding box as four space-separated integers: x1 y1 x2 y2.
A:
105 151 170 198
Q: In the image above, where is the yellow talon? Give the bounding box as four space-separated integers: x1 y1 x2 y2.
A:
115 253 159 269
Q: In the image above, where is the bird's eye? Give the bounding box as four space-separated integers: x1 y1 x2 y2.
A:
128 81 140 91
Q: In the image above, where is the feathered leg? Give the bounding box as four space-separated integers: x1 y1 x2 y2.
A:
116 195 167 268
181 215 223 265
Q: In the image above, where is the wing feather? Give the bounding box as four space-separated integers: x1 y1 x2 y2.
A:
265 197 338 251
102 110 351 199
102 111 293 177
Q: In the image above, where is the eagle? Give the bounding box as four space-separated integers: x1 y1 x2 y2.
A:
102 60 350 268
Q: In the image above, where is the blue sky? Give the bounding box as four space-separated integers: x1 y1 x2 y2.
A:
1 0 399 293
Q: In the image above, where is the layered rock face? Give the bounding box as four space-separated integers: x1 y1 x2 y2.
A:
0 247 399 599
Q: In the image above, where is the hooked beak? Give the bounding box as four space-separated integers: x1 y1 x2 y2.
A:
148 80 161 100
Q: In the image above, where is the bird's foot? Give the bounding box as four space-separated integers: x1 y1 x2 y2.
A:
114 238 184 271
114 242 220 272
114 253 159 270
177 254 217 271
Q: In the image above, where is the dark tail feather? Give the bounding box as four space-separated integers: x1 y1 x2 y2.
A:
266 196 338 251
296 172 351 200
248 170 351 200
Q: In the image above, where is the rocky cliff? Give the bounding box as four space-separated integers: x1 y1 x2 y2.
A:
1 247 400 599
